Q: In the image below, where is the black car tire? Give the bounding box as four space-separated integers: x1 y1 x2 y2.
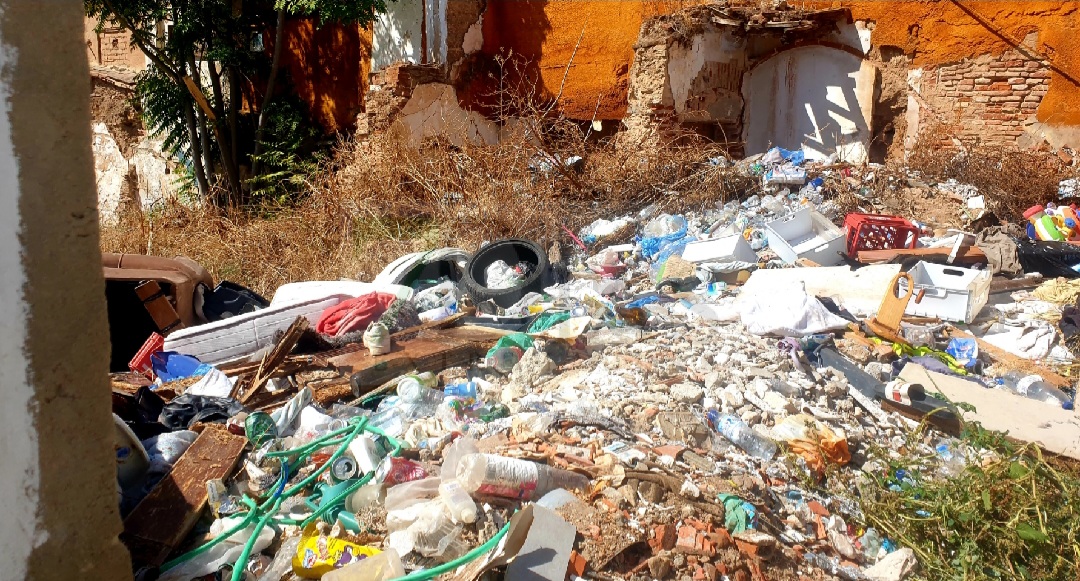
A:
461 239 552 308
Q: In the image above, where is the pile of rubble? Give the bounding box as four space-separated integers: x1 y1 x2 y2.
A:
109 146 1080 581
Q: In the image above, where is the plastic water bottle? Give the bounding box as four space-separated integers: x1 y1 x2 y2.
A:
456 454 589 500
397 373 444 408
705 411 777 461
439 480 478 524
320 548 405 581
999 372 1073 408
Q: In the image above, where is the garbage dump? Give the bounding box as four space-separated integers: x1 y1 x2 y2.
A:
110 146 1080 581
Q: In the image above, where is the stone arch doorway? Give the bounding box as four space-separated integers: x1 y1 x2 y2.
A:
742 45 877 164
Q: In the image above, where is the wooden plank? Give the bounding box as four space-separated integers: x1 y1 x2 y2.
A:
183 76 217 121
329 328 495 397
857 246 987 265
943 325 1072 389
122 425 247 568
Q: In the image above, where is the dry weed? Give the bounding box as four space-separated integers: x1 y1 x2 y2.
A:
907 124 1077 221
100 109 755 297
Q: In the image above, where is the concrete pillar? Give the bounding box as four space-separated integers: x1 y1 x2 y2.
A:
0 0 133 578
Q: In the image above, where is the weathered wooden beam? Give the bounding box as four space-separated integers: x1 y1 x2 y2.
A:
121 425 247 569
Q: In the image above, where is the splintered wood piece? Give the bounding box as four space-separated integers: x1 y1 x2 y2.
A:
239 316 308 404
121 425 247 568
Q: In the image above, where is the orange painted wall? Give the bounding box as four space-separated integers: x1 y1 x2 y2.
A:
471 0 699 120
471 0 1079 126
823 1 1080 126
278 19 372 133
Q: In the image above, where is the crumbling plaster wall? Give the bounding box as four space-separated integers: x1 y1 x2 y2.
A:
90 77 180 222
279 0 1079 151
2 0 133 578
466 0 698 121
622 15 875 160
458 0 1079 151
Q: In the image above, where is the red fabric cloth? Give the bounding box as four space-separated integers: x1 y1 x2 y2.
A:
316 292 398 337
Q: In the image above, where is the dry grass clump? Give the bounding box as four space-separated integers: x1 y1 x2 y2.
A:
100 113 755 297
907 124 1077 221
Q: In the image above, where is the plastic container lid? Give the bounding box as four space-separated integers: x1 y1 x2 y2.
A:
1023 205 1046 220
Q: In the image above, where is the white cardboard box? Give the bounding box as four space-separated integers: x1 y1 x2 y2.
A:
765 208 846 266
899 262 991 323
681 234 758 264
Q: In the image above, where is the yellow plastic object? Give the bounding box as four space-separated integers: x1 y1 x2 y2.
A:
292 523 383 579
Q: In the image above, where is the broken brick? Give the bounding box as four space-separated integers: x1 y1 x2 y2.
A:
566 550 588 578
676 525 698 551
651 524 677 552
806 500 830 517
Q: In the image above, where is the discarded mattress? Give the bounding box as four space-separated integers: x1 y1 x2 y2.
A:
271 280 413 307
164 295 348 365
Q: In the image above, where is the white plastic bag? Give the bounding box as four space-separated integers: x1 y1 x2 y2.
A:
158 517 275 581
737 283 848 336
485 260 524 290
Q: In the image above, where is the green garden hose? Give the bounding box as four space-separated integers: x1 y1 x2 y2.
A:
158 414 495 581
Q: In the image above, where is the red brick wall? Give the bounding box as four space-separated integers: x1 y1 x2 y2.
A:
918 48 1051 144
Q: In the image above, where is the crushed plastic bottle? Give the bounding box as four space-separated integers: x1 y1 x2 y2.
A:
387 504 466 561
705 411 778 461
487 346 523 374
457 453 589 500
999 371 1073 408
397 373 444 407
444 381 479 400
935 438 968 477
255 535 301 581
858 527 884 562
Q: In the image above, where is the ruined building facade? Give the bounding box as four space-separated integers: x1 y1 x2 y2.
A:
274 0 1079 162
86 1 1080 162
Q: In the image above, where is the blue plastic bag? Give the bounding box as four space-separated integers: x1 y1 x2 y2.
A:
945 338 978 369
639 216 688 260
151 351 213 382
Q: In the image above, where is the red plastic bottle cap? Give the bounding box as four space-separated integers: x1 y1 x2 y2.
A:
1022 205 1046 220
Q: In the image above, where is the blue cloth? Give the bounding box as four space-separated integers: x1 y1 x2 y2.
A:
150 351 212 382
776 147 806 165
639 216 689 260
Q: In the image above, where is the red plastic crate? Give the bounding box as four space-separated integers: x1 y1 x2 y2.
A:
843 213 919 258
129 332 165 379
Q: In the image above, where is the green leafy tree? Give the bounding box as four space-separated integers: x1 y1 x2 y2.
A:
87 0 388 205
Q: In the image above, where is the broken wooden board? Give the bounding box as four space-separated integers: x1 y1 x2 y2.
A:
943 325 1072 389
866 271 914 344
857 246 987 265
122 425 247 569
899 362 1080 460
329 326 501 397
239 316 308 403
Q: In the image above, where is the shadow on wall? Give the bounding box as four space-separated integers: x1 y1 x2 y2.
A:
459 0 551 118
742 45 875 163
281 19 371 133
